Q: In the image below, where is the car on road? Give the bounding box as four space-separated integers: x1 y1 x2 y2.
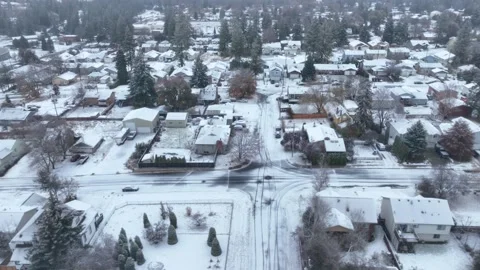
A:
122 186 139 192
275 130 281 138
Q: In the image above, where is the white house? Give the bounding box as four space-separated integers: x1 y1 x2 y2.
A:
0 140 27 175
165 112 188 128
65 200 102 246
314 64 357 76
439 117 480 150
123 108 161 133
364 49 387 60
380 197 454 252
160 50 176 62
171 66 193 83
52 71 78 86
349 40 369 51
195 125 231 154
263 42 282 55
69 131 104 154
388 119 440 147
284 40 302 56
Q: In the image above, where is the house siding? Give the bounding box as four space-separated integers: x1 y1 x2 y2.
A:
165 119 187 128
123 117 159 133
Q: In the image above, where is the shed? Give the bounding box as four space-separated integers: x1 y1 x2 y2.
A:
70 132 104 154
122 107 160 133
165 112 188 128
52 71 78 86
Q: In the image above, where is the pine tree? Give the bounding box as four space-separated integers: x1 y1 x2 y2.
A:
5 95 11 104
304 19 332 63
218 20 230 57
129 54 157 108
134 235 143 249
441 120 474 161
393 22 409 45
301 56 316 82
453 21 472 65
277 19 290 41
403 121 427 162
230 20 245 59
169 211 177 229
118 254 127 270
173 14 192 60
167 225 178 245
211 237 222 256
207 227 217 247
28 196 83 270
359 26 370 43
382 17 395 44
292 22 303 41
261 11 272 30
191 56 209 88
123 25 136 68
120 228 127 239
136 249 146 265
335 22 349 47
250 38 263 75
354 87 373 133
163 9 176 39
41 38 47 51
116 49 129 85
129 239 139 261
47 38 54 52
124 257 135 270
143 213 151 228
19 36 29 49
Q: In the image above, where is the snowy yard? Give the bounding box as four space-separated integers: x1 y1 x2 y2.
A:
101 105 134 119
101 203 232 270
64 106 104 118
156 126 197 149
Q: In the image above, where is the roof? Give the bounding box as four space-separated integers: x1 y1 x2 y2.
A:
263 42 282 49
171 66 193 77
343 50 365 56
342 100 358 111
303 122 339 142
74 131 103 148
383 197 454 225
165 112 188 121
0 108 32 121
21 193 47 206
365 49 387 55
388 47 410 53
314 64 357 71
349 39 369 48
390 119 440 136
123 107 160 122
410 40 429 46
318 196 378 223
324 138 346 152
65 200 92 211
432 68 447 74
452 117 480 133
325 208 354 230
195 125 231 145
434 50 455 61
429 81 448 92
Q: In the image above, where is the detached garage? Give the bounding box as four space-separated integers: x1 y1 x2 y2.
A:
165 112 188 128
122 107 160 133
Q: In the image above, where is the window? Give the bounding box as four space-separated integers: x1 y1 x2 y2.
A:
433 234 440 239
437 225 446 230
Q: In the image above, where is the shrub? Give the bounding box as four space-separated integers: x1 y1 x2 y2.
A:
134 235 143 249
144 222 167 245
207 227 217 247
136 250 146 265
211 237 222 257
124 257 135 270
143 213 151 229
167 225 178 245
129 239 139 261
169 212 177 229
186 206 192 216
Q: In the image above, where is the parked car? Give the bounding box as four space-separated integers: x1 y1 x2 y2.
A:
275 130 281 138
234 124 243 131
376 142 386 151
122 186 139 192
220 99 231 104
233 120 247 128
127 131 137 140
70 154 81 162
77 155 89 165
435 143 450 159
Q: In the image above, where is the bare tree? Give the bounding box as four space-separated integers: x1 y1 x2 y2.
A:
438 87 458 118
35 169 80 201
229 69 257 98
49 120 76 160
144 221 168 245
344 77 369 100
313 169 330 192
230 129 261 162
64 234 117 270
331 86 346 103
418 166 469 201
385 64 401 81
190 212 207 229
300 86 328 114
372 88 394 130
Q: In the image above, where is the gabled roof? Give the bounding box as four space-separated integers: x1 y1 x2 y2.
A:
195 125 231 145
166 112 188 121
123 107 160 122
383 197 454 226
318 196 378 223
325 208 354 230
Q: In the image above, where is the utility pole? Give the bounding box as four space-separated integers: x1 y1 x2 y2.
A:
51 96 59 117
291 122 295 157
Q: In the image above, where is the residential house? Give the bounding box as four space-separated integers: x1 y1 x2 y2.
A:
286 87 309 101
342 50 366 62
380 197 454 252
83 89 115 107
70 131 104 154
349 40 369 51
408 40 430 50
0 140 28 175
165 112 188 128
263 42 282 55
360 59 393 71
390 87 428 106
428 82 458 100
144 50 161 61
314 64 357 76
198 84 218 105
284 40 302 56
388 119 440 147
438 98 472 118
433 50 455 66
416 62 445 75
195 125 231 154
371 66 388 77
65 200 103 246
396 61 417 77
404 106 433 119
302 122 346 156
387 47 411 60
141 40 157 52
158 41 171 52
431 68 448 80
59 34 80 44
205 104 234 117
52 71 78 86
269 65 283 82
87 71 106 83
324 102 351 124
123 107 160 133
0 108 35 127
364 49 387 60
171 66 193 83
439 117 480 149
323 208 355 233
184 48 199 61
160 50 176 62
287 67 302 79
0 47 11 61
368 40 389 50
421 31 437 41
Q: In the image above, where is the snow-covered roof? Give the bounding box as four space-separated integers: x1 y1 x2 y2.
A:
362 59 393 68
303 122 339 142
165 112 188 121
74 131 103 148
325 208 354 230
65 200 92 211
314 64 357 71
388 47 410 53
56 71 77 81
0 108 32 121
390 119 440 136
432 68 447 74
171 66 193 77
144 50 160 58
365 49 387 55
383 197 454 226
195 125 231 146
458 64 479 72
410 40 430 47
324 138 346 153
450 117 480 133
434 50 455 61
160 49 176 58
343 50 365 56
349 39 369 48
342 100 358 111
403 106 432 116
318 196 378 223
123 107 159 122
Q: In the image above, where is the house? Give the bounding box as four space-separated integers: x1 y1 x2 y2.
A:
360 59 393 71
368 40 389 50
184 48 199 61
171 66 193 83
59 34 80 44
70 131 104 154
123 107 160 133
287 67 302 79
324 208 354 232
388 119 440 147
438 98 472 118
158 41 171 52
371 66 388 77
390 87 428 106
160 50 176 62
342 50 366 62
404 106 433 119
428 82 458 100
364 49 387 60
52 71 78 86
83 89 115 107
0 140 28 175
439 117 480 149
195 125 231 154
263 42 282 55
314 64 357 76
165 112 188 128
431 68 448 80
387 47 411 60
65 200 102 246
324 102 351 124
416 62 445 75
433 50 455 66
0 108 35 127
396 61 417 77
144 50 161 61
421 31 437 41
0 47 11 61
141 40 157 52
269 65 283 82
302 122 346 155
349 40 369 51
284 40 302 56
380 197 454 252
198 84 218 105
408 40 430 50
205 104 234 117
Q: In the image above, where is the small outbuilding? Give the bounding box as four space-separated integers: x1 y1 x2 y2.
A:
122 107 160 133
52 71 78 86
165 112 188 128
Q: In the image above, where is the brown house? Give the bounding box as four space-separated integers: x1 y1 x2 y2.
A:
82 90 115 107
438 98 472 118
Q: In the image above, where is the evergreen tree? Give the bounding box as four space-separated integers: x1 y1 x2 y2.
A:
136 250 146 265
441 120 474 161
301 56 316 82
124 257 135 270
382 17 395 43
19 36 29 49
167 225 178 245
403 121 427 162
211 237 222 257
219 8 225 19
245 23 259 52
393 22 409 45
191 56 209 88
129 239 139 261
123 25 136 68
304 19 333 63
453 21 472 65
143 213 151 228
230 20 246 59
163 9 176 39
335 22 349 47
169 211 177 229
5 95 11 104
116 49 128 85
250 38 263 75
129 54 157 108
41 38 47 51
207 227 217 247
118 254 126 270
28 196 83 270
172 14 192 60
134 235 143 249
354 87 373 133
292 22 303 41
359 26 370 43
262 11 272 30
158 77 196 111
113 16 127 44
218 20 230 57
47 38 54 52
277 19 290 41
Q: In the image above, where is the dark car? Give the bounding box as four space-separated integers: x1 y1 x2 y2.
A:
70 154 81 162
275 130 281 138
122 186 139 192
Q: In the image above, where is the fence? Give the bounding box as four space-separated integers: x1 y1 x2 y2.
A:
383 235 403 270
138 160 216 168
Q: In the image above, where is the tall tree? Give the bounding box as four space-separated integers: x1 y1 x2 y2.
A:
230 20 246 59
304 19 333 63
115 49 128 85
354 87 373 133
47 38 54 52
261 11 272 30
172 14 192 61
453 21 472 66
292 22 303 41
218 20 230 57
301 56 316 82
250 38 263 75
277 19 290 41
403 121 427 162
157 77 196 111
441 120 474 161
163 9 176 39
128 54 157 108
393 22 409 45
229 69 256 98
334 21 349 47
191 56 209 88
359 26 370 43
122 25 135 68
382 17 395 44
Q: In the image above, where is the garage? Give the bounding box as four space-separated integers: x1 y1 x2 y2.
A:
122 108 160 133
